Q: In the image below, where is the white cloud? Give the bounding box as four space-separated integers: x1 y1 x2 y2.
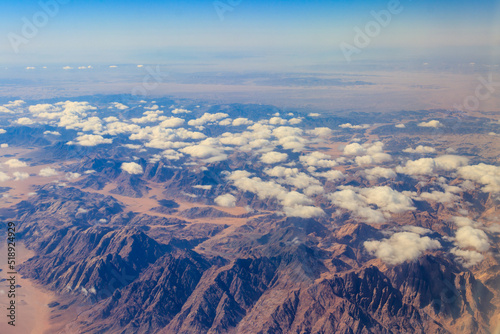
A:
193 185 212 190
269 117 287 125
218 119 232 126
314 170 345 182
458 163 500 193
450 248 484 267
121 162 143 175
343 142 391 166
452 216 479 228
104 116 119 122
0 129 6 134
454 226 489 252
418 191 459 204
396 155 469 176
400 226 432 235
39 167 58 177
215 194 237 207
300 152 337 168
306 127 333 137
229 173 287 200
418 120 442 128
4 159 27 168
72 134 112 146
0 107 14 114
434 155 469 171
277 135 307 152
343 143 366 156
104 122 141 136
227 170 323 217
264 166 299 178
232 118 253 126
160 117 185 128
288 118 302 125
264 166 322 192
66 172 81 180
4 100 25 108
122 144 142 150
219 133 249 146
13 171 30 181
260 151 288 164
43 131 61 136
16 117 34 125
329 186 415 223
395 123 406 128
171 108 192 114
359 186 415 213
110 102 129 110
0 171 10 182
29 103 60 114
180 144 227 162
364 167 396 181
283 205 325 218
329 188 386 224
131 113 161 124
0 144 7 148
364 232 442 265
339 123 370 129
355 153 391 166
308 113 320 117
344 141 386 156
403 145 436 154
188 112 229 126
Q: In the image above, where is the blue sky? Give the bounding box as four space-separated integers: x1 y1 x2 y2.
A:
0 0 499 67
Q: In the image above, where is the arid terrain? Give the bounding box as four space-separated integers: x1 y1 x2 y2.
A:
0 97 498 333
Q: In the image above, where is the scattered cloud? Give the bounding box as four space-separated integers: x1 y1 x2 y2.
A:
232 118 253 126
0 171 10 182
364 167 397 181
458 163 500 193
180 144 228 162
339 123 370 129
71 134 113 146
39 167 59 177
215 194 237 207
160 117 185 128
171 108 192 114
110 102 129 110
454 225 490 252
396 155 469 176
121 162 143 175
364 232 442 265
418 120 442 128
13 171 30 181
4 159 27 168
260 151 288 164
43 131 61 136
403 145 436 154
188 112 229 126
329 186 415 223
306 127 332 137
15 117 34 125
450 248 484 267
